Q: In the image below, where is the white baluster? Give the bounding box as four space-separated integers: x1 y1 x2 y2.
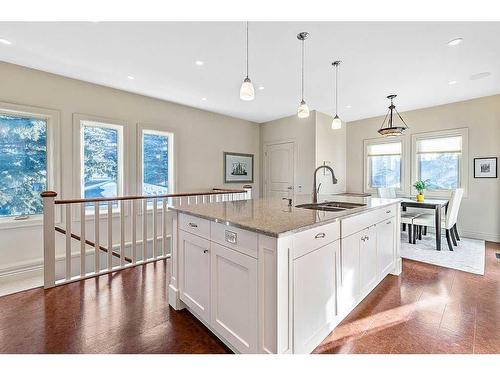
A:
143 199 147 262
65 204 72 280
132 199 137 264
94 202 100 273
107 202 113 271
80 203 86 277
153 198 158 259
162 198 167 256
120 200 125 266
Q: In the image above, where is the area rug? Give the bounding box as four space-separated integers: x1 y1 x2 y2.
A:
400 231 485 275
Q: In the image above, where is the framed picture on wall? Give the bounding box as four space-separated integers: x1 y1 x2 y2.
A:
474 157 497 178
224 152 254 183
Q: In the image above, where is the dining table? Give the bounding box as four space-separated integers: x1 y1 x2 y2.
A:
400 197 449 250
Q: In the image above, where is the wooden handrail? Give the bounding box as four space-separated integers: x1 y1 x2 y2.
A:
51 188 247 205
55 226 133 263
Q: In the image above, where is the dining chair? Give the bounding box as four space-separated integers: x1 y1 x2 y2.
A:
412 188 464 251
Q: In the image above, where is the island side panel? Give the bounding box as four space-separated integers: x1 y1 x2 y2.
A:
168 211 185 310
391 203 402 276
275 235 293 354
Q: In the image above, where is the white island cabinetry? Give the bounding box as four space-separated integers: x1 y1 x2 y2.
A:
169 200 401 354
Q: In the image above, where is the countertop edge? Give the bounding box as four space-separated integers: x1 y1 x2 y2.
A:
169 199 401 238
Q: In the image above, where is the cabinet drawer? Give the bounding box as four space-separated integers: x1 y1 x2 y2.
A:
292 221 340 259
179 213 210 239
210 222 258 259
342 204 396 238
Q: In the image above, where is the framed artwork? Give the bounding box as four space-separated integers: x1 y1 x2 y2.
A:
224 152 254 183
474 157 497 178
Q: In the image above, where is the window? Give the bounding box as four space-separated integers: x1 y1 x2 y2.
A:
138 126 174 197
74 115 125 205
364 139 403 193
0 103 59 222
412 129 468 196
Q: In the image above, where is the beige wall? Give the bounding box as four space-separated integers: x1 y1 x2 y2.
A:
346 95 500 241
315 111 346 194
0 62 260 270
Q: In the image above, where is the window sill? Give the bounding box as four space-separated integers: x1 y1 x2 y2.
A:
0 216 45 230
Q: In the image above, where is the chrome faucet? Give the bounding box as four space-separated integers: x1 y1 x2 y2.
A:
313 165 338 203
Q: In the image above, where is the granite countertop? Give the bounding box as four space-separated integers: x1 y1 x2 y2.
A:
169 194 401 238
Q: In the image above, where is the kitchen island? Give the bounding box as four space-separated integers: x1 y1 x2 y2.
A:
168 194 401 354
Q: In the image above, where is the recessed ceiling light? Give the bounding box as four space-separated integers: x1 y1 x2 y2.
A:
0 38 12 45
447 38 463 46
201 97 207 101
470 72 491 80
258 86 265 91
345 105 352 109
195 60 204 66
127 75 135 80
448 80 457 85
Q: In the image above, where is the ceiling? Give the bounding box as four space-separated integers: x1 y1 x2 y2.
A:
0 22 499 123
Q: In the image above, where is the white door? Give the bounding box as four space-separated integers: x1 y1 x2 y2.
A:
293 240 339 354
210 242 258 353
264 142 295 199
178 230 211 322
377 218 395 277
339 231 361 315
360 226 378 296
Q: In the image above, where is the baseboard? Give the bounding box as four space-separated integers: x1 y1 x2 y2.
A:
459 230 500 243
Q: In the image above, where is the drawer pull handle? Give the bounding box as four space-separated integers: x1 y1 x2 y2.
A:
188 222 198 228
386 210 391 214
315 232 326 239
386 221 391 225
203 249 209 254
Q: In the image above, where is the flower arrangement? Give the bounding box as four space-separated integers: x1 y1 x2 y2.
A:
413 179 429 202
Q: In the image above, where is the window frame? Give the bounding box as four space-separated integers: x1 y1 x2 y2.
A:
411 128 468 198
73 114 128 217
363 137 406 195
137 123 175 203
0 101 61 228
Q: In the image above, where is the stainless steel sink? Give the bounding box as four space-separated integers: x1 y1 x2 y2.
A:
295 201 366 212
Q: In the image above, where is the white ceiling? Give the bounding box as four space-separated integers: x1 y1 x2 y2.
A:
0 22 499 123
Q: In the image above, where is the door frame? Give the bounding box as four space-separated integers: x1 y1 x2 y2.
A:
263 139 297 199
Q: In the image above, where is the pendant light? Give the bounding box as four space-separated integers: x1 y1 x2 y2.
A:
239 22 255 101
297 32 310 118
331 60 342 129
378 94 409 136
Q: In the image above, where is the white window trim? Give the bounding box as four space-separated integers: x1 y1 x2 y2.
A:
0 101 61 229
410 128 469 198
72 113 128 218
137 123 176 202
363 136 407 195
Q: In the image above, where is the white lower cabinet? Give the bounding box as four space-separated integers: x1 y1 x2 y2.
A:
210 242 258 354
359 225 378 297
178 230 211 323
293 240 340 354
339 232 360 315
377 218 395 276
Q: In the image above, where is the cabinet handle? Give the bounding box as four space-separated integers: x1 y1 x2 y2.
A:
386 221 391 225
188 222 198 228
366 236 369 241
315 232 326 239
386 210 391 214
203 249 209 254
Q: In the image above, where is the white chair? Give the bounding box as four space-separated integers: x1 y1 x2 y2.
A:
412 188 464 251
378 188 420 244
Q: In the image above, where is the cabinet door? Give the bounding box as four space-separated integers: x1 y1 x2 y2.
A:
178 230 211 322
377 218 395 277
293 240 339 354
360 226 378 296
211 243 258 353
339 232 361 315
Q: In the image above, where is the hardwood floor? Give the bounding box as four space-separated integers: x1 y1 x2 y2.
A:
0 242 498 354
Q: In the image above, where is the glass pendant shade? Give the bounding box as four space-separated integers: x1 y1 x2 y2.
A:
240 77 255 101
297 100 310 118
331 115 342 129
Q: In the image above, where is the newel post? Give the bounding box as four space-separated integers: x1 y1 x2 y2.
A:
243 185 252 200
41 191 57 288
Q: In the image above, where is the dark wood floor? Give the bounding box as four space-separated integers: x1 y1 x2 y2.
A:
1 242 498 354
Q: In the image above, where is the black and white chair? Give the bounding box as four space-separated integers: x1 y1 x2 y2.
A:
412 188 464 251
378 188 421 244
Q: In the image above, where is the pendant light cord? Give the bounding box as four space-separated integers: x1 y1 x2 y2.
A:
335 64 338 116
301 38 305 101
246 21 249 79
